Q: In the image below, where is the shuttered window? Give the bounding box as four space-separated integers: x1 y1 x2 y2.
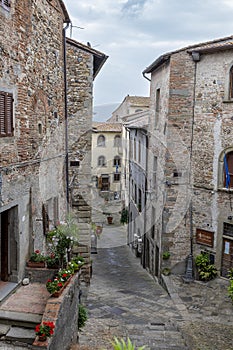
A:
0 0 11 10
0 91 13 137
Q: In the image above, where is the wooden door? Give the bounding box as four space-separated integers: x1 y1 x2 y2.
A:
221 238 233 278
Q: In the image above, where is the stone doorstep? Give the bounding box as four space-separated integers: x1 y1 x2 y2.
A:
2 326 35 344
0 310 41 328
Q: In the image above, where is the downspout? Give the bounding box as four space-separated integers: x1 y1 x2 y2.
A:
63 22 70 213
184 51 200 281
142 72 151 82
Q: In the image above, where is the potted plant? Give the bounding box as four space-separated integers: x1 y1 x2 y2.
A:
46 268 73 297
195 252 217 281
46 252 60 269
27 250 46 268
35 321 55 342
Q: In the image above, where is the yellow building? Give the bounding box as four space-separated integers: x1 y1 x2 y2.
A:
92 122 122 199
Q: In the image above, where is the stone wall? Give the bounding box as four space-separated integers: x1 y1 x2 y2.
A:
0 0 67 282
66 41 94 283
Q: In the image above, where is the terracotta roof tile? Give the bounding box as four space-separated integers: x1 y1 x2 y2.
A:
92 122 122 132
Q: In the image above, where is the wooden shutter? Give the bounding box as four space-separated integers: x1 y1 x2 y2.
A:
0 91 13 137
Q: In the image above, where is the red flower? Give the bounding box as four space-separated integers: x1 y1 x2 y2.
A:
62 273 67 278
35 250 40 254
58 282 63 287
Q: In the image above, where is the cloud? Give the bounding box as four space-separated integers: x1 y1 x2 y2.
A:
63 0 233 106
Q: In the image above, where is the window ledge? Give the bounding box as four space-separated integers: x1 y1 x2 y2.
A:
218 187 233 192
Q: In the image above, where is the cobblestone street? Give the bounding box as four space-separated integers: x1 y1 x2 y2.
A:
71 224 233 350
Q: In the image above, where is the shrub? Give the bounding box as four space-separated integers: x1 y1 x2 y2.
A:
78 304 88 330
195 252 217 281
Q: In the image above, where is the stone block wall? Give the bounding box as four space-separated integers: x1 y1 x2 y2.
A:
0 0 68 282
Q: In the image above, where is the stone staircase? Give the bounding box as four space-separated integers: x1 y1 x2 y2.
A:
0 310 40 346
126 321 189 350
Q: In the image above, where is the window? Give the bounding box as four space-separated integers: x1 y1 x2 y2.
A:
114 173 121 181
223 151 233 188
114 135 121 147
230 66 233 99
138 140 141 163
0 0 11 11
0 91 13 137
113 156 121 167
97 134 105 147
98 156 106 167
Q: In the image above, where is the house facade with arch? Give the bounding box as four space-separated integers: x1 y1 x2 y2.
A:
142 35 233 279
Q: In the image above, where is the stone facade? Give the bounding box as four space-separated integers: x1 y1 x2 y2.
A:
108 95 150 122
143 35 233 279
66 39 107 283
0 0 69 283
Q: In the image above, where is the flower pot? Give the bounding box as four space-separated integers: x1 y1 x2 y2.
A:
27 261 45 268
38 335 47 342
51 276 72 297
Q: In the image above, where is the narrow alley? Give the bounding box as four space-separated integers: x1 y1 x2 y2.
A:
71 225 188 350
71 223 233 350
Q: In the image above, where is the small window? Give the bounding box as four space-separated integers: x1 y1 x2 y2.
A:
156 88 160 113
114 173 121 181
97 134 105 147
114 135 121 147
98 156 106 167
70 160 80 167
0 0 11 11
113 156 121 167
0 91 13 137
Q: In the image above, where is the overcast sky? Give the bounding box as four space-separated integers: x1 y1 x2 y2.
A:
63 0 233 109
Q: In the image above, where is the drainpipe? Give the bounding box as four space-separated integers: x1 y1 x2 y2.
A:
184 51 200 281
63 22 70 214
142 72 151 82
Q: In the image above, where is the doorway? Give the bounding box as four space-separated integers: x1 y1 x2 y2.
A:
0 207 18 282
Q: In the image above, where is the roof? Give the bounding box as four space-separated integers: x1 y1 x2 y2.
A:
92 122 122 133
59 0 71 23
66 38 108 79
143 34 233 74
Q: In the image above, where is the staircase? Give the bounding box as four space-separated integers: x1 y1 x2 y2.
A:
126 321 189 350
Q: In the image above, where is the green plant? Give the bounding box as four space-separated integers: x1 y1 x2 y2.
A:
29 250 46 263
228 279 233 303
227 268 233 280
78 304 88 330
46 253 60 268
46 277 64 294
120 208 129 224
111 337 146 350
35 321 55 337
195 252 217 281
162 251 170 260
161 267 171 276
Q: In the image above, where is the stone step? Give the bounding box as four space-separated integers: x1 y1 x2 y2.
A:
0 310 41 328
4 326 35 344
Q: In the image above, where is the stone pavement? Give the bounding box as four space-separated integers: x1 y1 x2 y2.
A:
71 224 233 350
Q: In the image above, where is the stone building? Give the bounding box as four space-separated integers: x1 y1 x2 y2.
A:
66 39 107 280
0 0 70 285
92 122 122 200
108 95 150 123
122 112 149 257
142 35 233 279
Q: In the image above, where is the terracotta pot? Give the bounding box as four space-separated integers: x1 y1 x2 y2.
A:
38 335 47 342
27 261 45 268
51 276 72 297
